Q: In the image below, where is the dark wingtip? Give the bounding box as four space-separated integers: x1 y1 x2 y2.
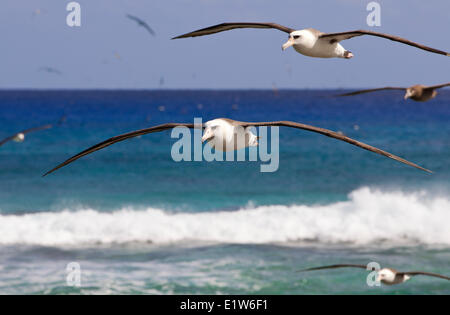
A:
42 170 52 177
417 167 433 174
42 165 61 177
413 163 433 174
403 162 432 174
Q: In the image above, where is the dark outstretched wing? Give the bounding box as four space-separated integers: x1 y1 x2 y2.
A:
126 14 142 23
237 120 432 173
298 264 369 272
43 123 196 176
319 30 450 56
21 124 53 135
335 87 405 97
426 82 450 90
0 135 16 147
172 22 295 39
401 271 450 281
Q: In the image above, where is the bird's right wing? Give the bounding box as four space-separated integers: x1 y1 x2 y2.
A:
172 22 295 39
401 271 450 281
43 123 196 176
335 87 405 97
0 135 16 147
126 14 140 22
298 264 369 272
238 120 432 173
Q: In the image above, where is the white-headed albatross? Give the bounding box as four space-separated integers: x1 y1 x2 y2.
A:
42 118 431 176
336 82 450 102
0 124 53 147
298 264 450 285
172 23 450 58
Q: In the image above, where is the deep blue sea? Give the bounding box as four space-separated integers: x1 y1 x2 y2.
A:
0 90 449 294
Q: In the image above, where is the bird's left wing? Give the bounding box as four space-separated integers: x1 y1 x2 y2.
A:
401 271 450 281
172 22 295 39
43 123 196 176
142 24 156 36
319 30 450 56
426 82 450 90
238 120 432 173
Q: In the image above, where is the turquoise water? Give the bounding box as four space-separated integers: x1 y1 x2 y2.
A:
0 90 449 294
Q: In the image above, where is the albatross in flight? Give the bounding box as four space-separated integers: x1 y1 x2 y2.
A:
298 264 450 285
43 118 431 176
126 14 156 36
336 82 450 102
0 124 53 147
0 116 66 148
173 23 450 58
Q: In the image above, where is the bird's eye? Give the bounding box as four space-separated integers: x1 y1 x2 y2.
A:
293 35 300 39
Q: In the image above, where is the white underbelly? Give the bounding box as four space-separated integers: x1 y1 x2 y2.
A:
293 42 343 58
208 130 248 152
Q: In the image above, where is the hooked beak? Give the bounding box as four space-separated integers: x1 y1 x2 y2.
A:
282 38 294 51
201 132 213 143
404 91 412 100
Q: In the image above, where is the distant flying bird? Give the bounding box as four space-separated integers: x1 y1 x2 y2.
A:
38 67 62 75
0 117 66 148
0 125 52 147
126 14 155 36
173 23 450 59
298 264 450 285
335 83 450 102
43 118 430 176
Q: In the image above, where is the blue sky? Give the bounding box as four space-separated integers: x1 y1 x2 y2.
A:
1 0 449 89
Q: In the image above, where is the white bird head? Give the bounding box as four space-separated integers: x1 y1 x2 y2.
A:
404 88 415 100
245 128 259 147
201 125 216 143
376 268 397 284
13 133 25 143
282 30 313 51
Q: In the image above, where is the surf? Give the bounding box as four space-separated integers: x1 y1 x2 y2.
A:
0 187 448 247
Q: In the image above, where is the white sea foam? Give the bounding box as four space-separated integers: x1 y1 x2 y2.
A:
0 187 449 246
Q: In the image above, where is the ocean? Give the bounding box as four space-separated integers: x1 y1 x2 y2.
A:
0 89 449 294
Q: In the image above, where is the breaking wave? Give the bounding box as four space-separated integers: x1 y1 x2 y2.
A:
0 187 449 246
